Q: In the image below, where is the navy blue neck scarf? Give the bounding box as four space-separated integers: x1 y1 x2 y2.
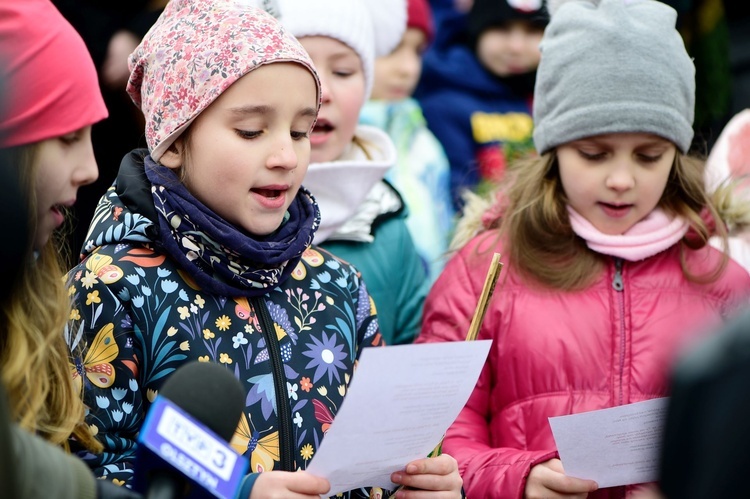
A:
144 156 320 297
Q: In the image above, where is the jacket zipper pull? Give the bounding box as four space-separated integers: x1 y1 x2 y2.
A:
612 258 624 291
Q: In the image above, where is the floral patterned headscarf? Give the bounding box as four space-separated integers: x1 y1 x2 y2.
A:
127 0 321 162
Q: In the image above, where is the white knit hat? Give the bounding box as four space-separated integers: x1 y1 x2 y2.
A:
275 0 406 98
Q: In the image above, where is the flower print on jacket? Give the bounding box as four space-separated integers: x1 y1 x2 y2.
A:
67 152 384 498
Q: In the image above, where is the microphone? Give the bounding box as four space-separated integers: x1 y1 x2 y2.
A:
133 361 249 499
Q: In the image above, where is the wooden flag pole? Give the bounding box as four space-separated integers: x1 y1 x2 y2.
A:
464 252 503 342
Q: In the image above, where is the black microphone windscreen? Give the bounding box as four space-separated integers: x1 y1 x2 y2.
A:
159 361 245 442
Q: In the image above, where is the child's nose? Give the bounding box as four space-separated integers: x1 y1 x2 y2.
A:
605 165 636 191
75 141 99 187
318 75 332 103
268 141 298 170
400 53 421 80
507 29 529 54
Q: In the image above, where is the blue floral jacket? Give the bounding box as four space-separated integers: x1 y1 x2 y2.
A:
67 154 388 498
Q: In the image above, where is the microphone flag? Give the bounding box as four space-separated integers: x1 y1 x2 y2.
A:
134 395 249 498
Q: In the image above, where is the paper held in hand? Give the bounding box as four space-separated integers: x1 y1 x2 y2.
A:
549 397 669 488
306 252 502 496
305 339 492 496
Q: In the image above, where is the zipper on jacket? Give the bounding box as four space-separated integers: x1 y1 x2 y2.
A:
612 258 626 406
251 296 295 472
612 258 624 291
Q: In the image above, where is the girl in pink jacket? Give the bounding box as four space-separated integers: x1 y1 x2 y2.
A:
416 0 750 498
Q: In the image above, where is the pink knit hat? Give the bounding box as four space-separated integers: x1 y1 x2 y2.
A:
0 0 107 148
127 0 321 162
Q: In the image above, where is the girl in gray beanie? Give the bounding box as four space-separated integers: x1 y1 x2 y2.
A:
416 0 750 497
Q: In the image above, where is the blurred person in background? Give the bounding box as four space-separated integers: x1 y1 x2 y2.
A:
359 0 455 282
277 0 431 346
414 0 547 212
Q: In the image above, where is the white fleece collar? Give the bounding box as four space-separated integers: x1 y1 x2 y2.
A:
303 125 397 244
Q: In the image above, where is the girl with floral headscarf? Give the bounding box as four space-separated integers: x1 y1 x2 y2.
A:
67 0 461 497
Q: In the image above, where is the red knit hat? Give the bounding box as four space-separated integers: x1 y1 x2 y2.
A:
0 0 107 148
408 0 434 43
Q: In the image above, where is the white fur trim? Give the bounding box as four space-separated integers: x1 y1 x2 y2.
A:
304 125 396 243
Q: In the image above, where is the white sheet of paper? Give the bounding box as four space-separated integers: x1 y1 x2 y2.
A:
306 340 491 496
549 397 669 488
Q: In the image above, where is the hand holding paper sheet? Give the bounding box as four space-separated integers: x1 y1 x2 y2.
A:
549 398 669 488
305 340 492 496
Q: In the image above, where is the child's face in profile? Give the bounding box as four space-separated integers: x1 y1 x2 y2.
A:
371 27 428 101
476 20 543 77
34 126 99 249
160 62 318 237
300 36 367 164
557 132 676 235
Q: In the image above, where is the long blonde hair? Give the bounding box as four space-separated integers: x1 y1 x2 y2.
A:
453 149 742 290
0 143 101 452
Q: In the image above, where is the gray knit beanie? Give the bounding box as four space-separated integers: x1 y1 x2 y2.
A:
532 0 695 154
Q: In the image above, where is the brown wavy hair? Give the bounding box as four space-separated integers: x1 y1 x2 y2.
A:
0 143 102 452
452 150 741 291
